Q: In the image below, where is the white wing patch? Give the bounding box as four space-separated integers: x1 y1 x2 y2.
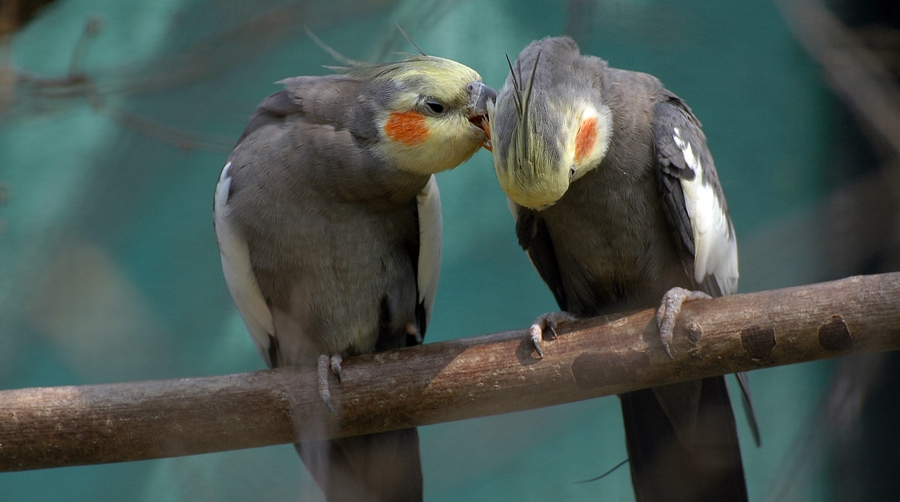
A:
214 161 275 358
416 175 442 327
672 127 739 295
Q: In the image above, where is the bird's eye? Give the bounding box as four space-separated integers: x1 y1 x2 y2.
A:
424 100 445 114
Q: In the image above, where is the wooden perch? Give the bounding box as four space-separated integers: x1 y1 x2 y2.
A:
2 273 899 472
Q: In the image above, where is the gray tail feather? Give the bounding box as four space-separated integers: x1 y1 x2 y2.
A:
620 376 748 502
296 428 423 502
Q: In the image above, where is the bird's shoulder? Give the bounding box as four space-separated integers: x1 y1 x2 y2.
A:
224 73 422 207
236 75 369 144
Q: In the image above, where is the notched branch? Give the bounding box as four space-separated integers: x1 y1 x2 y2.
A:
1 272 899 472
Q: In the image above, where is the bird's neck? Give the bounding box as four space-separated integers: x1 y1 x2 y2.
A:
311 156 431 208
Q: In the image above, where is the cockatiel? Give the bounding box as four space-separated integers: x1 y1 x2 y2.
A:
489 36 757 501
214 53 495 501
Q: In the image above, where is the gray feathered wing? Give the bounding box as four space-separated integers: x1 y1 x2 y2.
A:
215 78 436 502
652 93 759 446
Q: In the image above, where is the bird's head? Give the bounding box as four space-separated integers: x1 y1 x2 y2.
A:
349 55 495 175
488 38 611 210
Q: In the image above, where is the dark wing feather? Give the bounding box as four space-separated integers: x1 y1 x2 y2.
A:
651 91 758 446
652 92 738 297
622 378 749 502
514 203 568 311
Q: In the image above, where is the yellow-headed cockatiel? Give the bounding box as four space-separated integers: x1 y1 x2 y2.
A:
215 53 495 501
489 36 758 502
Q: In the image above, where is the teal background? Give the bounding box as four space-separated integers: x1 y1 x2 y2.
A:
0 0 883 500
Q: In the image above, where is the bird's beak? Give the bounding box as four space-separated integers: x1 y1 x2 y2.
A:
467 81 497 151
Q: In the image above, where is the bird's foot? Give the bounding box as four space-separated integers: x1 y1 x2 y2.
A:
656 287 712 358
317 354 344 412
330 354 343 382
528 311 577 358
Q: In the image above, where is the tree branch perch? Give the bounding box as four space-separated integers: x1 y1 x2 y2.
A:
2 273 899 472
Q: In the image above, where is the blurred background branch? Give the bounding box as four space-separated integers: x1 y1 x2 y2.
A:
768 1 900 500
0 1 436 150
778 0 900 156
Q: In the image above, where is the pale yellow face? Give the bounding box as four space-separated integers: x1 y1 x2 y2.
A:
490 95 612 210
491 119 566 210
371 56 491 175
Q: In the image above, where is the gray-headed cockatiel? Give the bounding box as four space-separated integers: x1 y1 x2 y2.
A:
214 54 495 502
488 36 758 502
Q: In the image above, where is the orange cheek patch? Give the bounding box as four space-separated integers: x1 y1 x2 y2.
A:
574 116 598 164
384 111 429 145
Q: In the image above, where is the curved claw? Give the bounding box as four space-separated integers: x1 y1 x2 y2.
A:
330 354 343 383
656 287 712 358
660 332 674 359
529 323 545 359
317 354 335 412
528 311 577 359
547 317 561 339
